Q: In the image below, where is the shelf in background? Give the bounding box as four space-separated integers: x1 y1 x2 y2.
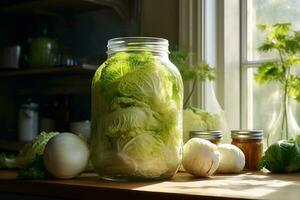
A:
0 0 130 19
0 66 96 95
0 140 26 153
0 65 96 78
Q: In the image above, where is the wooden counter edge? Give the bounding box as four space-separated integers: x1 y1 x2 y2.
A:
0 178 245 200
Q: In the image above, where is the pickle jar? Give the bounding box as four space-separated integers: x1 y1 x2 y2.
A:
91 37 183 181
190 130 222 145
231 130 263 170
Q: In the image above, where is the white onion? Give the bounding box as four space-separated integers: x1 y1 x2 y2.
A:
43 132 90 179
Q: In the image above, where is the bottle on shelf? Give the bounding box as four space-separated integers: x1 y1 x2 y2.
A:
18 99 39 141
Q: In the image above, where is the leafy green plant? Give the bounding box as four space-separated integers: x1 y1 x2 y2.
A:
170 49 215 108
255 23 300 142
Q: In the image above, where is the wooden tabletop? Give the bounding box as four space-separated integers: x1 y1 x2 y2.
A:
0 170 300 200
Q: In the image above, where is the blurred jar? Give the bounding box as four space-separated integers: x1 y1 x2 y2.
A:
190 130 222 145
27 37 59 68
18 101 39 141
70 120 91 140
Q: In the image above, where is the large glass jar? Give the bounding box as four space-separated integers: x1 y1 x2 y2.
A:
91 37 183 181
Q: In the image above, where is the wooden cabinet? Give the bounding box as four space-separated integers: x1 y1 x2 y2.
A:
0 0 140 145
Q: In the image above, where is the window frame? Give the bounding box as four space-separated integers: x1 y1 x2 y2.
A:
179 0 242 130
240 0 282 129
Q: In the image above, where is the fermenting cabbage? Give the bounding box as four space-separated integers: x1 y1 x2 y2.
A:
91 52 183 180
183 107 223 143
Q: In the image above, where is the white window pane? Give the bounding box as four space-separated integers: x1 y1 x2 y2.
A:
251 68 280 130
247 0 300 61
250 68 300 133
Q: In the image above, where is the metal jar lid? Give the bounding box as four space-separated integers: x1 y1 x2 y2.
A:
231 130 263 140
21 102 39 110
190 130 222 141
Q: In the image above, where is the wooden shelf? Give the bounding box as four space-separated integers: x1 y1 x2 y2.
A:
0 140 26 153
0 66 96 95
0 170 300 200
0 0 130 19
0 66 96 78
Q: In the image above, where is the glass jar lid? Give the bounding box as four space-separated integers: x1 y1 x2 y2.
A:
231 130 263 140
107 37 169 55
189 130 222 141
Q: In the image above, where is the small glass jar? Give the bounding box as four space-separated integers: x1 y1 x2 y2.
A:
189 130 222 145
231 130 263 170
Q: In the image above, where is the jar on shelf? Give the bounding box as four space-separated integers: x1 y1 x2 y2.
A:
189 130 222 145
91 37 183 181
18 100 39 141
231 130 263 170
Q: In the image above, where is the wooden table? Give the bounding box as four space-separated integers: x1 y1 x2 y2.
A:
0 170 299 200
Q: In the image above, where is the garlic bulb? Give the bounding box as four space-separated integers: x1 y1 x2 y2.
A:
217 144 245 173
182 138 220 177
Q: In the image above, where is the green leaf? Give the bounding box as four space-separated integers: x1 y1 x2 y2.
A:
17 155 52 180
258 42 275 52
255 62 283 84
195 62 216 81
169 49 215 81
257 24 267 31
287 75 300 101
257 23 292 52
169 49 189 70
286 56 300 66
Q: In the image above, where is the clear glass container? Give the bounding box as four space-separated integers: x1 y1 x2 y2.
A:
182 80 229 144
204 80 229 143
91 37 183 181
266 92 300 147
189 130 222 145
231 130 263 170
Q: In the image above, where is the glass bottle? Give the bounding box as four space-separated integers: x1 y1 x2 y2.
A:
266 92 300 146
91 37 183 181
204 80 229 143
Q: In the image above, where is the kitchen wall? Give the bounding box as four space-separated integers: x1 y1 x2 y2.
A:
0 0 180 141
141 0 179 47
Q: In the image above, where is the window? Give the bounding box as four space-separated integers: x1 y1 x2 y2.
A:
180 0 300 132
179 0 241 130
241 0 300 130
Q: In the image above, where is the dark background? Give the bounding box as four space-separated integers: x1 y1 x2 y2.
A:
0 0 179 143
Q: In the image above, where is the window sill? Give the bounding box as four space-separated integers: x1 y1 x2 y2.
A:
0 170 299 200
